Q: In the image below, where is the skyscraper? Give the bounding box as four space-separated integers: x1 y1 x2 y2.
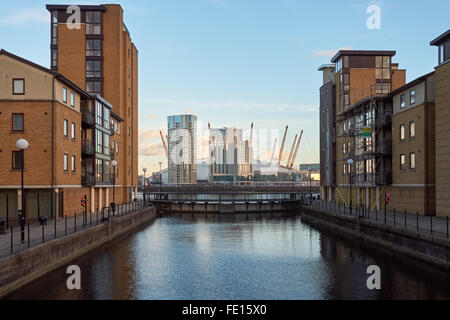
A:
167 115 197 184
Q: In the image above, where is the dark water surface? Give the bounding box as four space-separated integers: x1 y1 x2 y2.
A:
6 213 450 300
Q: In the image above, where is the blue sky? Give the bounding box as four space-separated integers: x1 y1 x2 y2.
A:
1 0 448 174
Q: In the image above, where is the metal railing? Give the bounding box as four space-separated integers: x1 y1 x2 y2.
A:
306 199 449 240
1 200 152 259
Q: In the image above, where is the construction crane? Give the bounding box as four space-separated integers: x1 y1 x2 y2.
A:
270 138 277 165
160 130 168 158
249 122 254 147
286 134 298 167
277 126 288 167
289 130 303 169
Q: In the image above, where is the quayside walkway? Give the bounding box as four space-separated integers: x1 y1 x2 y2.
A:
307 200 449 241
0 200 149 260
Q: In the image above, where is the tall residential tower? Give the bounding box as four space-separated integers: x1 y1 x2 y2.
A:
46 4 139 204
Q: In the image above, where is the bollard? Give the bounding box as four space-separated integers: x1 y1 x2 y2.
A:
404 209 407 230
42 224 45 243
28 223 30 247
65 215 67 235
430 215 433 235
10 226 13 254
447 216 449 239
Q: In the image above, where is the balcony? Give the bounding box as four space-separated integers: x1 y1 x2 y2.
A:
82 109 95 127
82 140 95 156
353 171 392 186
375 112 392 127
82 171 96 186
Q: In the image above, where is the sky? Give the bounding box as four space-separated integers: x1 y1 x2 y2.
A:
1 0 449 175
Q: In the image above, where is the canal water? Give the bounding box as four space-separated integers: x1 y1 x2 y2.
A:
6 213 450 300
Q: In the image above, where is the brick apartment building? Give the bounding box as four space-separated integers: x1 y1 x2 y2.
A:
0 4 138 220
319 29 450 217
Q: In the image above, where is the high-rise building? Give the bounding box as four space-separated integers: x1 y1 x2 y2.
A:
167 115 197 184
46 4 139 205
209 127 254 183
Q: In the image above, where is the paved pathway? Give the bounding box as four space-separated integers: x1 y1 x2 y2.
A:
0 201 147 259
308 200 450 240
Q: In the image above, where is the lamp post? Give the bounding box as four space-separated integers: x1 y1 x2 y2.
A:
348 158 354 216
111 160 118 216
143 168 147 189
309 169 312 205
16 139 29 243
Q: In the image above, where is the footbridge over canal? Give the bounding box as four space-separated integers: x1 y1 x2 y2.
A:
145 190 314 214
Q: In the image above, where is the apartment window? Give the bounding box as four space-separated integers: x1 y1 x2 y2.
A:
12 113 24 132
51 49 58 68
104 134 110 155
116 143 119 153
64 119 68 137
409 153 416 170
96 159 103 182
128 147 131 156
71 155 76 173
64 154 68 172
343 163 347 175
410 89 416 105
51 11 58 45
128 127 131 136
12 151 23 170
70 92 75 107
400 124 405 141
342 143 346 155
96 130 103 154
86 11 102 35
400 94 406 109
409 121 416 138
71 122 76 140
63 87 67 103
96 101 103 125
128 88 131 97
128 68 131 77
86 39 102 57
376 56 391 80
86 81 102 95
400 154 406 171
439 44 444 64
13 79 25 95
86 61 102 78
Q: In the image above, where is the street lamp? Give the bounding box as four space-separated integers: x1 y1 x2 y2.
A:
111 160 118 216
348 158 354 216
16 139 29 243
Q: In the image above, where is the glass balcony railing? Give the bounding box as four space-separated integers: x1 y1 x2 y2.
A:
82 140 95 156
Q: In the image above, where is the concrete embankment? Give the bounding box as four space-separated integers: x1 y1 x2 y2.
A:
301 207 450 271
0 207 156 298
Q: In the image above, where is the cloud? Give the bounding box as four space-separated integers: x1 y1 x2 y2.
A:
139 129 163 141
139 143 165 157
0 8 48 25
312 46 354 59
139 114 158 121
145 98 317 113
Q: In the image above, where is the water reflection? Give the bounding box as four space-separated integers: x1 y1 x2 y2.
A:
6 213 450 300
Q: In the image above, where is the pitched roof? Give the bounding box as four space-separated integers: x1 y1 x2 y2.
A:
0 49 90 98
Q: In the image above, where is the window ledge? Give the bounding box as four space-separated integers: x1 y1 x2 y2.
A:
11 131 25 134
